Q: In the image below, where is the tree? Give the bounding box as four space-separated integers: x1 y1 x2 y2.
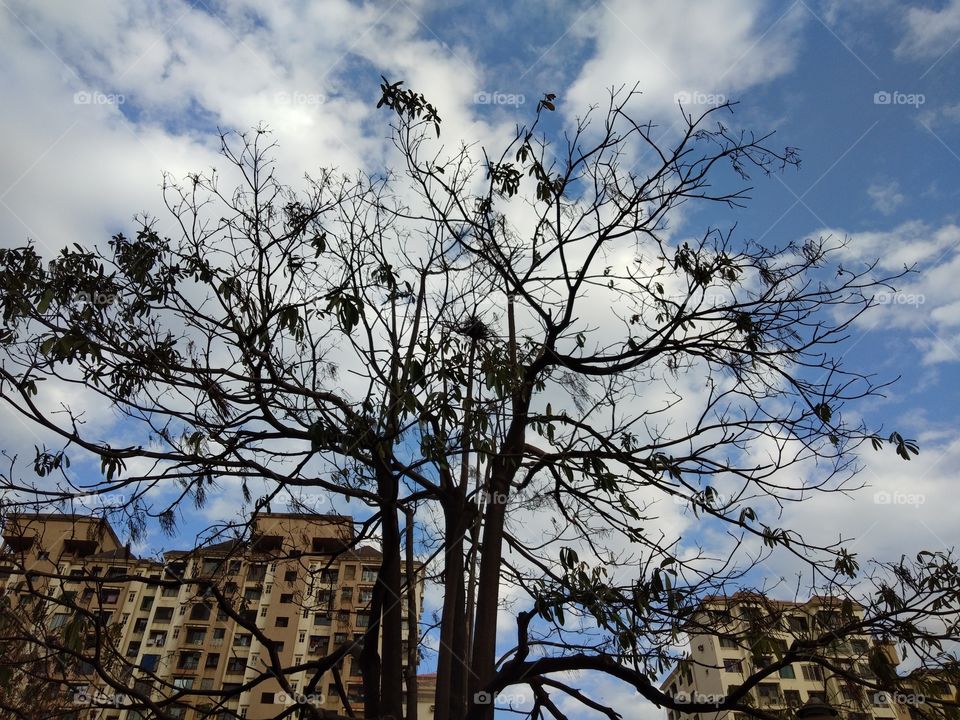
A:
0 79 955 720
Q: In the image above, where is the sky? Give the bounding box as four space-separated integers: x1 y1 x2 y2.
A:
1 1 959 717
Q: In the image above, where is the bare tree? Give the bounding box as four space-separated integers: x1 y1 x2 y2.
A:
0 79 954 720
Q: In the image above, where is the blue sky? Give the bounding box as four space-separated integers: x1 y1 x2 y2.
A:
1 1 959 716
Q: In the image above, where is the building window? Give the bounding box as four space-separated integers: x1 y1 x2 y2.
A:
342 587 353 602
280 593 293 604
723 659 742 673
850 639 869 655
186 627 206 645
284 570 297 582
298 631 306 643
101 588 121 604
134 617 149 633
227 657 247 674
801 664 824 682
314 612 331 626
177 652 201 670
787 615 809 632
361 567 377 583
807 692 827 704
128 591 136 602
206 653 220 669
343 565 356 581
234 633 252 647
261 692 275 704
784 690 802 707
356 613 370 628
309 635 328 653
173 677 192 689
126 641 141 658
260 607 268 617
756 683 781 704
140 654 160 671
276 617 289 627
140 596 154 611
779 665 796 679
190 604 212 621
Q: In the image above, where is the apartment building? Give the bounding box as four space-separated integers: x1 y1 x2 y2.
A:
661 593 901 720
0 512 424 719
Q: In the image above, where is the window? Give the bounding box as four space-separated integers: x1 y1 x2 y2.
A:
361 567 377 583
757 683 781 703
128 591 136 602
127 641 141 658
787 615 808 633
779 665 796 679
807 692 827 704
178 651 201 670
343 565 356 581
334 632 347 645
154 606 174 622
51 612 69 629
850 639 869 655
298 631 306 643
356 613 370 628
190 604 212 621
784 691 802 707
200 677 215 690
309 635 328 653
284 570 297 582
801 664 824 682
244 588 261 602
248 565 266 582
273 641 285 653
314 612 331 626
341 587 353 602
228 560 242 575
148 630 167 646
233 633 252 647
173 677 192 689
212 627 226 644
186 627 206 645
206 653 220 669
358 588 373 604
280 593 293 604
723 659 743 673
140 654 160 671
140 596 154 611
260 607 268 617
719 637 739 649
134 617 149 633
261 693 275 704
276 617 289 627
227 657 247 674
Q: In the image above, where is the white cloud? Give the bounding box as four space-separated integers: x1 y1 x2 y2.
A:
896 0 960 60
564 0 804 119
866 180 905 215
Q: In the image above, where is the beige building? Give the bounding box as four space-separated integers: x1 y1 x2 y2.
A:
661 593 902 720
0 512 424 719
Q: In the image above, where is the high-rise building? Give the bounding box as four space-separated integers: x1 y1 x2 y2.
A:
660 593 902 720
0 512 424 719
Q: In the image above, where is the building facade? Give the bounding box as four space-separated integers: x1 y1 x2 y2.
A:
661 593 903 720
0 512 424 719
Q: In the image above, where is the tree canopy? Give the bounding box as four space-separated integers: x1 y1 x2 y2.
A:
0 80 955 720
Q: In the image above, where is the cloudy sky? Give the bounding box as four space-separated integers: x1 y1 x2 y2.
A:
2 0 959 715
